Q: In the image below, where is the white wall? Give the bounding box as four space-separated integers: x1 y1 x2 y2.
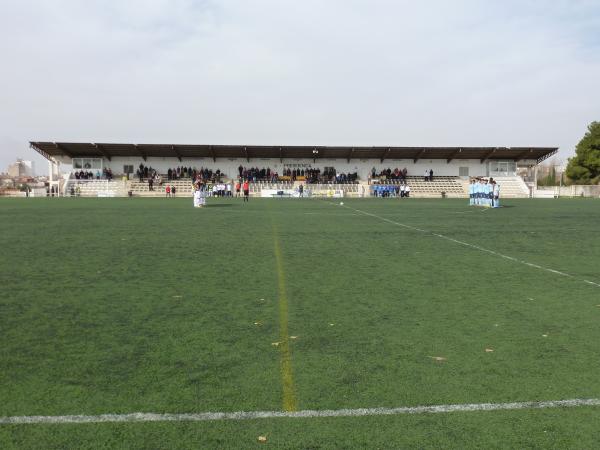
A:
100 156 499 179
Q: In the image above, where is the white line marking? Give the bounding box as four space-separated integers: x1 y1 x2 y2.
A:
1 398 599 424
336 203 598 288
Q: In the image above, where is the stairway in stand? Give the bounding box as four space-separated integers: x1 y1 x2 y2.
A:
491 177 530 198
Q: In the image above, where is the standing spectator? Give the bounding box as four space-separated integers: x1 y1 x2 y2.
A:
243 179 250 202
424 169 429 182
429 169 434 181
148 177 154 191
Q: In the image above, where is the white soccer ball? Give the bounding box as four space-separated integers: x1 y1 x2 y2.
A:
339 202 344 206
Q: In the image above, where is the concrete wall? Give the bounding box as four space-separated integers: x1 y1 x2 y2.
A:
536 185 600 198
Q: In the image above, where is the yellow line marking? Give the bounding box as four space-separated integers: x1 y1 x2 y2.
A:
272 223 298 412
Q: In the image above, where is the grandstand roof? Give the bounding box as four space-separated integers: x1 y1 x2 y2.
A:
30 142 558 164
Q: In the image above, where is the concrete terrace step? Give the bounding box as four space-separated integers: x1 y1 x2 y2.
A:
372 176 467 198
492 177 530 198
67 180 127 197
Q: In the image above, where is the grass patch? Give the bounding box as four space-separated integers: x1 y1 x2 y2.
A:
1 197 599 447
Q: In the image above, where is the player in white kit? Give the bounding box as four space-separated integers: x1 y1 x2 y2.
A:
493 181 500 208
193 185 201 207
468 179 475 206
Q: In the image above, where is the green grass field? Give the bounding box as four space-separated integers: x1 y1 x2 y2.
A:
1 197 600 449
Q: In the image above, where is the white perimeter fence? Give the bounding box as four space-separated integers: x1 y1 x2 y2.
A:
535 185 600 198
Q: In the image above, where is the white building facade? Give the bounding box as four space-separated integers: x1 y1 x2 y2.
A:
30 142 557 181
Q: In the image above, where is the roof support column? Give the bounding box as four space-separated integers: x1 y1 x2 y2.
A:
134 144 147 161
48 158 61 196
514 148 532 162
480 148 496 164
171 145 182 162
54 143 73 159
94 143 111 161
380 148 390 163
413 148 426 163
446 148 462 163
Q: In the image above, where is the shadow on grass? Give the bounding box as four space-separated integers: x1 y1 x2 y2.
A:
204 203 237 208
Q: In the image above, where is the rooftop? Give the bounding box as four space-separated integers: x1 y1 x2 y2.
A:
30 142 558 164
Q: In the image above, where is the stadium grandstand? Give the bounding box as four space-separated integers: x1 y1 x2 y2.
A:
30 142 557 198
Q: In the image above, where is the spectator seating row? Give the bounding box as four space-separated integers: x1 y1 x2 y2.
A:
129 179 299 196
402 176 465 197
249 181 294 193
67 180 126 197
129 179 192 196
306 183 360 193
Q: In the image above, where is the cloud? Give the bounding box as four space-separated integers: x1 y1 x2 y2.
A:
1 0 599 171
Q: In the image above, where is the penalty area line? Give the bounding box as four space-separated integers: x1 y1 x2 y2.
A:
1 398 600 424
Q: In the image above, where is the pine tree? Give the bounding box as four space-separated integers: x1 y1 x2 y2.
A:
565 122 600 184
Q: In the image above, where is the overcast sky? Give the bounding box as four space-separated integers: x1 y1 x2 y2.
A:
1 0 599 174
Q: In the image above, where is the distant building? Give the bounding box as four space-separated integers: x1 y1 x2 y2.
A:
0 175 15 188
7 159 35 177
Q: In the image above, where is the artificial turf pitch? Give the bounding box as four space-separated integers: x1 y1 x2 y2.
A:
1 197 599 448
